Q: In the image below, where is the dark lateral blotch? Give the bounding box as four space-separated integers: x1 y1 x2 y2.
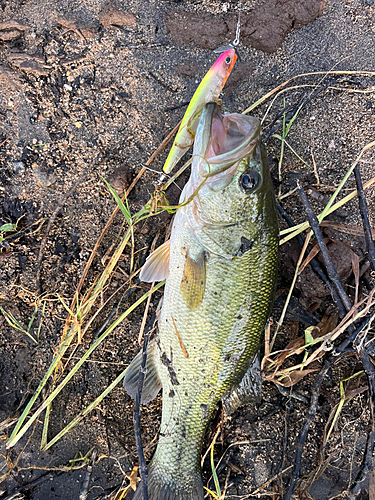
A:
237 236 254 257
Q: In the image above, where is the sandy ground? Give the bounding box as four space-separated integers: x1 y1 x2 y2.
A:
1 0 375 498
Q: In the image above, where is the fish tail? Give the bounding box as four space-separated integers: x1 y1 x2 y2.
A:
133 460 204 500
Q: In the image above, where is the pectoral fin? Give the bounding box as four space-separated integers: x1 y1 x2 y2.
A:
222 353 262 414
139 240 170 283
123 340 162 404
180 251 206 311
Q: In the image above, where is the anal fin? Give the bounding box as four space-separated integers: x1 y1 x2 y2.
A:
222 352 262 415
123 340 162 404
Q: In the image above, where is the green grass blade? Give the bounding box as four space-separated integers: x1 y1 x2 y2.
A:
43 365 130 450
102 177 132 226
7 326 78 446
7 281 165 449
320 139 375 220
41 402 52 449
210 442 221 498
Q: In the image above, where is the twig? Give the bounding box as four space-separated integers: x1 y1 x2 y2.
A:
357 347 375 428
250 466 293 497
35 155 100 294
0 219 45 250
306 187 351 218
277 201 347 320
354 165 375 272
348 430 375 499
133 310 157 500
78 448 98 500
0 136 9 148
3 470 65 500
296 181 353 313
164 101 190 112
71 121 180 314
283 315 374 500
282 350 350 500
243 70 375 115
263 79 332 141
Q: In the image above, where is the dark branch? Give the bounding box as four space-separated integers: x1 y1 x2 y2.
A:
348 430 375 499
296 181 353 313
263 79 334 141
354 165 375 272
78 448 98 500
276 201 348 319
283 314 374 500
133 311 157 500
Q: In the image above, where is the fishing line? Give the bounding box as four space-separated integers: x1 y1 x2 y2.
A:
214 8 241 55
141 164 181 191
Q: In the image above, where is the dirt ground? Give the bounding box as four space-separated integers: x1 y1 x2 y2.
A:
1 0 375 499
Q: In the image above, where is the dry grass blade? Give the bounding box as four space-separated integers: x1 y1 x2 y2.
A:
7 182 164 449
71 121 180 315
264 289 375 387
243 70 375 115
6 117 189 451
324 372 366 445
280 141 375 245
270 232 311 350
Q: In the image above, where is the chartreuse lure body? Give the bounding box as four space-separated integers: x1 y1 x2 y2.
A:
124 102 279 500
163 49 237 174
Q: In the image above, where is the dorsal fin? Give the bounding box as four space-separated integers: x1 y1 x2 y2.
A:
139 240 170 283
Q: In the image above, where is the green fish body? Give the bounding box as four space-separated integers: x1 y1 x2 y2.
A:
124 103 279 500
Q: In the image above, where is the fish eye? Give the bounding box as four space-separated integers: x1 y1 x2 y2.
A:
239 171 260 192
225 56 231 64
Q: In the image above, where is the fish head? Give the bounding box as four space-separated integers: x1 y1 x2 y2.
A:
189 103 274 227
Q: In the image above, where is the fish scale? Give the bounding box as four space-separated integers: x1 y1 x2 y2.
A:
126 102 279 500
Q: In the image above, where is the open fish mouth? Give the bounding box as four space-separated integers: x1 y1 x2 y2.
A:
195 103 261 178
189 102 263 198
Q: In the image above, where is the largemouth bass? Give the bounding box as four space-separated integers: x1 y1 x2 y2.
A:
124 102 279 500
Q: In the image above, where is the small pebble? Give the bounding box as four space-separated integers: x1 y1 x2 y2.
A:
11 161 25 174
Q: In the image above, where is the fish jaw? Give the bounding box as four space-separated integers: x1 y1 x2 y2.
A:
163 49 237 174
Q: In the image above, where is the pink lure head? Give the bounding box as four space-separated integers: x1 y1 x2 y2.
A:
210 48 237 84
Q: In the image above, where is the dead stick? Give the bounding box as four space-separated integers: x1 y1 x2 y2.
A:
348 430 375 499
263 79 333 141
283 315 374 500
276 201 347 319
78 448 98 500
4 470 65 500
35 155 100 294
357 347 375 427
283 350 351 500
354 165 375 272
296 181 353 313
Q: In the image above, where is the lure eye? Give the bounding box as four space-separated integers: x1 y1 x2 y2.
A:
225 56 231 64
239 171 260 192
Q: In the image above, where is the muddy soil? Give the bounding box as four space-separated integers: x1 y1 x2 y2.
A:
1 0 375 499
